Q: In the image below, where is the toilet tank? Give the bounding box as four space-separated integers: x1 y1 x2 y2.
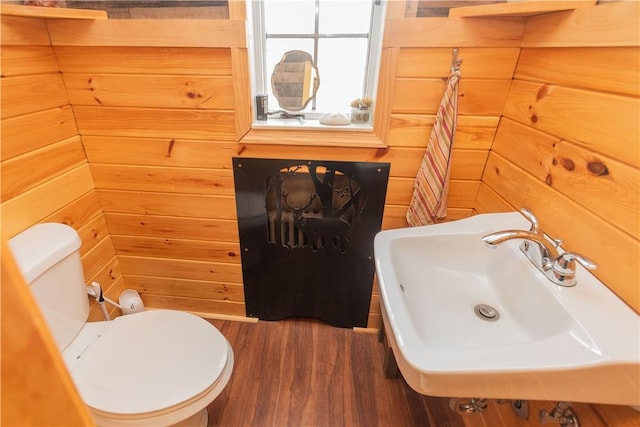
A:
8 223 90 351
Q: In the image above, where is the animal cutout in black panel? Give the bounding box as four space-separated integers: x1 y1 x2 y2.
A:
233 158 390 328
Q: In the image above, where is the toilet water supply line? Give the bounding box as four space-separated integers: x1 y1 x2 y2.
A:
86 281 121 321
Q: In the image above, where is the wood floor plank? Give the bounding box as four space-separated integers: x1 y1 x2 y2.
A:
205 318 465 427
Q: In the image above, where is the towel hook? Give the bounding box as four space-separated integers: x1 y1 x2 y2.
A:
451 48 463 72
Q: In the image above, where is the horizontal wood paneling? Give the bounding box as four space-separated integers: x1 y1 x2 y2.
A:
504 80 639 168
386 178 478 207
521 1 640 47
46 19 247 48
124 275 244 302
1 165 95 239
139 294 245 316
392 78 511 115
104 213 239 242
109 235 241 264
42 190 104 231
117 255 243 284
73 106 236 140
96 190 238 220
481 0 640 320
384 16 524 47
54 46 233 75
63 74 235 109
0 45 59 76
0 16 50 46
56 15 507 320
448 1 596 18
387 115 498 149
1 137 86 202
83 136 238 169
493 119 639 240
81 233 118 281
474 182 513 214
0 73 70 119
515 47 640 97
396 47 519 79
1 19 124 331
1 106 79 160
482 152 639 311
90 164 235 196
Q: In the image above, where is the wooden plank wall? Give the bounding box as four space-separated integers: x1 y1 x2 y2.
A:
47 20 248 319
42 11 523 328
475 1 640 313
0 15 124 321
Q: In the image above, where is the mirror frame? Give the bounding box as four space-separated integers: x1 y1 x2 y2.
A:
270 50 320 112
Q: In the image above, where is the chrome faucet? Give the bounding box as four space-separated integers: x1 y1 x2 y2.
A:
481 208 597 287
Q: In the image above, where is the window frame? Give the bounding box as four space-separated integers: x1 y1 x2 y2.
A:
246 0 386 130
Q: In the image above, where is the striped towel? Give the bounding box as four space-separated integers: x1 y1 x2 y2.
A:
406 69 461 226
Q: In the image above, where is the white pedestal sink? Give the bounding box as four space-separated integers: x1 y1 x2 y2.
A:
374 212 640 405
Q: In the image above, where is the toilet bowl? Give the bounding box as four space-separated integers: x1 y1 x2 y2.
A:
8 223 234 426
65 310 233 427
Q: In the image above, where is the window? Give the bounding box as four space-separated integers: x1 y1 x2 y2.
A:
248 0 386 125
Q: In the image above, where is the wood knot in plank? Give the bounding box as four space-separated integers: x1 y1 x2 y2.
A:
587 160 608 176
545 174 553 186
536 84 549 101
559 157 575 171
166 139 175 157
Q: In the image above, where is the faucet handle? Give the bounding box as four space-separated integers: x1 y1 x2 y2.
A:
520 208 540 234
551 252 598 286
556 252 598 271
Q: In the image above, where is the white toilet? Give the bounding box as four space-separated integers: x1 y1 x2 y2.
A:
8 223 234 427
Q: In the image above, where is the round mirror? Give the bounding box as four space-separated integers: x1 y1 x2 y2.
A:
270 50 320 112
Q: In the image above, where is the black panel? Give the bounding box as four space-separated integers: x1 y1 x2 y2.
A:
233 158 390 328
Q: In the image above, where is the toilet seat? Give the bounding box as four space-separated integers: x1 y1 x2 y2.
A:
64 310 232 426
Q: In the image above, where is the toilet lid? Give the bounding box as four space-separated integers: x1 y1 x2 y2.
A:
71 310 229 415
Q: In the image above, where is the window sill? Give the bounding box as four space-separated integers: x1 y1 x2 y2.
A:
239 119 386 148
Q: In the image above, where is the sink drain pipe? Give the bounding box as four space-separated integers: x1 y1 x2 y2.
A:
449 398 580 426
539 401 581 427
449 398 489 415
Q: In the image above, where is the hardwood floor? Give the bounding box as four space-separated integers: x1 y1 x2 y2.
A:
204 318 639 427
205 318 466 427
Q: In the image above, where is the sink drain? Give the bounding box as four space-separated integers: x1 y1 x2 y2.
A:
474 304 500 321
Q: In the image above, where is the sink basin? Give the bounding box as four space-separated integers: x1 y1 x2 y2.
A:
374 212 640 405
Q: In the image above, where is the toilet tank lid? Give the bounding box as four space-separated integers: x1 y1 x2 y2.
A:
8 223 82 284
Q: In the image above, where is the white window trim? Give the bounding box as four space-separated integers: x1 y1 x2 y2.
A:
246 0 386 130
